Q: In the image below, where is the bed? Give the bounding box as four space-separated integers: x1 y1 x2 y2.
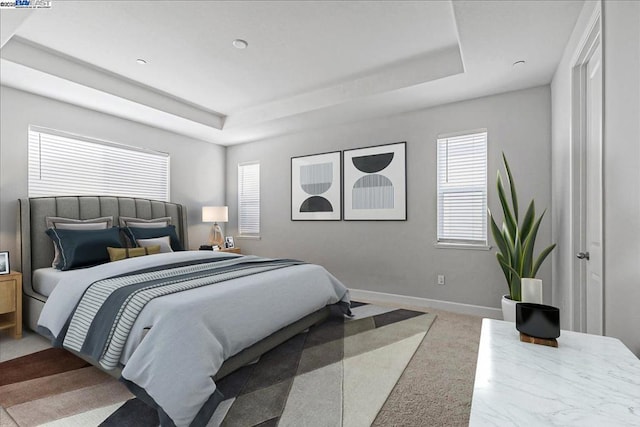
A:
18 196 350 427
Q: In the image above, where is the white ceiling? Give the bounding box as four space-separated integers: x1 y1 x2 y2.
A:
0 0 584 146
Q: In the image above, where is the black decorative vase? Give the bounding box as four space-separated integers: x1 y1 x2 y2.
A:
516 303 560 339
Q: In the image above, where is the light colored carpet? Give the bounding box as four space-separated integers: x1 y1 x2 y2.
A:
373 307 483 427
0 305 482 426
211 306 436 426
0 330 50 363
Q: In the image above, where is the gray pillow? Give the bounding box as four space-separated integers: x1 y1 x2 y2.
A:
126 221 169 228
137 236 173 253
46 216 114 229
118 216 172 228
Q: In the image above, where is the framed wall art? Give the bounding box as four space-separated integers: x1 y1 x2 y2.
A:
343 142 406 220
0 251 9 275
291 151 341 220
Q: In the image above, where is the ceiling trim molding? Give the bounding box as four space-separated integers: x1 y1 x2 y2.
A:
224 45 464 129
0 60 224 144
0 9 34 48
0 2 584 147
1 37 226 130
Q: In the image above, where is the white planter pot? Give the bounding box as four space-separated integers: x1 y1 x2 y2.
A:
501 295 517 322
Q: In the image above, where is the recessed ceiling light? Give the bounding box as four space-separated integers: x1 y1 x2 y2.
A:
232 39 248 49
513 60 526 67
136 58 147 65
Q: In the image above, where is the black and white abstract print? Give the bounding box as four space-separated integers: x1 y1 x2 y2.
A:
299 162 334 212
291 151 341 220
343 142 406 220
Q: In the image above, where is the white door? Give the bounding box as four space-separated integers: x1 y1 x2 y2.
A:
582 42 603 335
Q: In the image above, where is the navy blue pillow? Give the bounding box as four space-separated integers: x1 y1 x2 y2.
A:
121 225 183 251
46 227 123 271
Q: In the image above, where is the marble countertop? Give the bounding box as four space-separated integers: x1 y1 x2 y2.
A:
469 319 640 426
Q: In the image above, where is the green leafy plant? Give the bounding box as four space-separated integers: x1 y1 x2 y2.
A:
488 153 556 301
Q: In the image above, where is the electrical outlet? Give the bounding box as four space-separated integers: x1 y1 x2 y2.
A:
437 275 445 285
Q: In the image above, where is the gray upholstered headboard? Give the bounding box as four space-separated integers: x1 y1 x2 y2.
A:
19 196 188 301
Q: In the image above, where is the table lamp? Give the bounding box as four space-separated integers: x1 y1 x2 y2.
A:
202 206 228 248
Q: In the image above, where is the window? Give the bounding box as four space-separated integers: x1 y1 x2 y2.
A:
436 130 488 246
238 162 260 236
28 127 169 201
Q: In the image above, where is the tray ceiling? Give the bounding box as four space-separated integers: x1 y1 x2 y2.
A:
0 1 584 145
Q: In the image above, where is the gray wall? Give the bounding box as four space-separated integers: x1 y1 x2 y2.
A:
602 0 640 356
552 0 640 356
226 86 553 310
0 86 226 262
550 0 599 335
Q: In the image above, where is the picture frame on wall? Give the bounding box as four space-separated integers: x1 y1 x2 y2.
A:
343 142 407 220
0 251 9 275
291 151 342 221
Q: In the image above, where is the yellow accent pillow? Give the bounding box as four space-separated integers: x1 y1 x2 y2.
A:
107 245 161 262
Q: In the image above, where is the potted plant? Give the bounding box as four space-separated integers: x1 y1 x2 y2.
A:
488 153 556 321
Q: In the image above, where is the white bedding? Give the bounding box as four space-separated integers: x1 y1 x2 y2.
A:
37 250 350 427
33 267 69 296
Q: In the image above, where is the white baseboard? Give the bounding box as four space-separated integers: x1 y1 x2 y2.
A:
349 289 502 319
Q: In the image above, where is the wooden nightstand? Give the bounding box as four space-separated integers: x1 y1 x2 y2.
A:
199 245 242 254
219 247 241 254
0 271 22 339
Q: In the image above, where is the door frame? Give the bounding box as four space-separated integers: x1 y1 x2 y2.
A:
569 10 603 333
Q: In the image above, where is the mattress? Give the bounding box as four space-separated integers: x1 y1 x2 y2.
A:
33 267 69 297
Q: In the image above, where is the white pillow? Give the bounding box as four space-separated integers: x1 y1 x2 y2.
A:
137 236 173 253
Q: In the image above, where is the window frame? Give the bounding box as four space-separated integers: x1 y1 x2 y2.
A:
435 129 490 250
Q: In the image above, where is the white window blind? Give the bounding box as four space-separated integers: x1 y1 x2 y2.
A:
28 127 169 201
437 131 488 245
238 162 260 235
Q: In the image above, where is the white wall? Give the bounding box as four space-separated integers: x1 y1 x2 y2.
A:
552 0 640 356
0 86 226 262
226 86 553 311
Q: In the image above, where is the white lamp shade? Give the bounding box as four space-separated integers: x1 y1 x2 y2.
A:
202 206 228 223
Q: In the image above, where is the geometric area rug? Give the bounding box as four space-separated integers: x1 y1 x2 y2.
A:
0 303 435 427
